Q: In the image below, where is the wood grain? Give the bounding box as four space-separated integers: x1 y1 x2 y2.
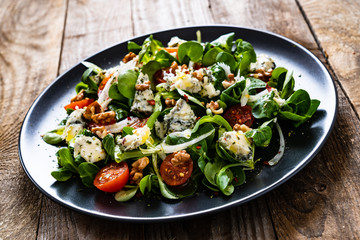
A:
298 0 360 116
0 0 66 239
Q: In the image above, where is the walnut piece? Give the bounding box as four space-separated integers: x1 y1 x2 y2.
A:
71 89 85 103
249 69 273 81
91 111 116 124
130 157 150 184
90 126 110 139
170 150 191 166
135 81 151 91
192 69 204 81
83 101 103 120
206 100 223 115
123 52 137 63
233 123 252 133
170 61 178 74
165 98 176 108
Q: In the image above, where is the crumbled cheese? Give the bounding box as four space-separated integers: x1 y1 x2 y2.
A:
155 120 167 139
219 131 252 160
130 73 155 115
164 99 197 133
167 36 186 47
200 74 220 98
168 70 202 93
119 125 151 151
73 135 106 163
105 116 139 133
62 109 86 142
249 54 275 72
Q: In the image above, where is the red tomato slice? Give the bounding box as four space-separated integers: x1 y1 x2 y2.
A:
159 153 193 186
93 162 129 193
223 104 254 127
64 98 94 110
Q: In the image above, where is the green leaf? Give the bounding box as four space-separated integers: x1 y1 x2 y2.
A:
51 168 73 181
178 41 204 64
210 32 235 52
216 52 237 73
245 125 273 147
147 92 162 129
117 70 138 99
203 47 223 66
155 50 178 67
176 88 205 108
57 148 78 173
280 70 295 99
142 60 162 83
192 115 232 133
251 91 280 119
139 174 153 195
81 68 99 91
128 41 142 54
234 39 256 76
211 64 227 91
115 186 139 202
102 134 116 160
109 83 127 102
42 126 64 145
78 162 100 188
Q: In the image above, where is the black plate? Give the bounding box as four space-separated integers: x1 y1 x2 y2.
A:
19 25 337 222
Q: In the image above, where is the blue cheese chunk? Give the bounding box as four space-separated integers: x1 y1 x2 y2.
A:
200 69 220 98
62 109 86 142
73 135 107 163
130 73 155 115
219 131 252 161
249 54 275 72
118 125 151 151
164 99 197 133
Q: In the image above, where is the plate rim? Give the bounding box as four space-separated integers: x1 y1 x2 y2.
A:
18 24 338 222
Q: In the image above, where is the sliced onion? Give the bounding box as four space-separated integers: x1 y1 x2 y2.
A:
158 128 215 154
268 122 285 166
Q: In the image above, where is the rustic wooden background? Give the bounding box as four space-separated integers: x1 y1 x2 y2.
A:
1 0 360 239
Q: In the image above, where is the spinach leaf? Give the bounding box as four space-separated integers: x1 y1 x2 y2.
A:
139 174 153 195
234 39 256 76
155 50 178 67
247 77 267 92
178 41 204 64
220 80 246 107
128 41 142 54
117 70 138 99
147 92 162 129
81 68 99 91
281 70 294 99
78 162 100 188
210 32 234 52
142 60 162 83
42 126 64 145
109 83 127 102
203 46 223 66
75 82 88 94
268 67 294 99
279 99 320 127
115 186 139 202
204 158 225 187
216 52 237 73
192 115 232 133
211 64 227 91
216 163 245 196
102 134 116 160
282 89 310 115
57 148 78 173
251 91 280 119
245 125 273 147
138 35 163 64
51 168 73 181
176 88 205 108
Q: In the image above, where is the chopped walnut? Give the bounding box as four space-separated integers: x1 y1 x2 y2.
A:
83 101 103 120
71 89 85 103
91 111 116 124
130 157 150 184
180 64 188 71
165 98 176 108
170 150 191 166
123 52 137 63
233 123 252 133
170 61 178 74
228 73 235 82
249 69 273 81
206 100 223 115
222 80 233 89
91 126 110 139
135 81 151 91
192 69 204 81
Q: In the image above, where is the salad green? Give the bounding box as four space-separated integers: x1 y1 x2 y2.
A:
43 32 320 201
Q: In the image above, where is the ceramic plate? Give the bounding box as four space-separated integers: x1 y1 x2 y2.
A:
19 25 337 222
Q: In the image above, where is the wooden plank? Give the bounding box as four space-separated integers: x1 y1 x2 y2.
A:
298 0 360 115
36 1 143 239
209 0 360 239
0 0 67 239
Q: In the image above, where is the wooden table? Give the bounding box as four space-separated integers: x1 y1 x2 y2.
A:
1 0 359 239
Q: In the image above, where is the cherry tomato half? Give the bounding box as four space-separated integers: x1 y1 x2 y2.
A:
160 153 193 186
93 162 129 193
223 104 254 127
64 98 94 110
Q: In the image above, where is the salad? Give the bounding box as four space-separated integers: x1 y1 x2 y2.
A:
42 32 320 201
